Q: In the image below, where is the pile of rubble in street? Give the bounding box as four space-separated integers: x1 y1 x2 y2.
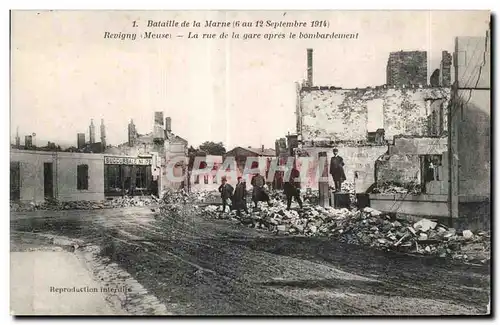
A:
371 181 421 194
10 195 160 212
200 200 490 264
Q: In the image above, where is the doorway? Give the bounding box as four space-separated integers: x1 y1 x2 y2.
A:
44 162 54 199
10 161 20 201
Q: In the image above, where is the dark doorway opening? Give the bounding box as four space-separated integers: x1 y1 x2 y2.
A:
44 162 54 199
10 161 20 201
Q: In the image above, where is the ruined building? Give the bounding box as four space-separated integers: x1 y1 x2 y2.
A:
292 48 451 196
106 113 189 192
386 51 427 87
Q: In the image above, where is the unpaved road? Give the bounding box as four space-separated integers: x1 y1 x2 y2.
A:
10 206 491 316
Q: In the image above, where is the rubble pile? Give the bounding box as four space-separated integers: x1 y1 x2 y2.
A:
10 195 160 212
302 189 319 204
371 181 421 194
160 188 192 205
201 203 490 263
189 190 221 204
341 181 355 194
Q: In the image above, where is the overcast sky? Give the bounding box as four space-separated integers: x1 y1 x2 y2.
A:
11 10 490 149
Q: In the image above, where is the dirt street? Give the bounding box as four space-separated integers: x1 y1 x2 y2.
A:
10 206 491 316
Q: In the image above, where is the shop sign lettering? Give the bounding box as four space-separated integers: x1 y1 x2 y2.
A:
104 156 152 165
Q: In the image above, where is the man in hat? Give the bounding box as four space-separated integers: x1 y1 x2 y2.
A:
251 172 272 208
233 177 249 216
283 165 303 210
329 148 346 192
218 176 234 213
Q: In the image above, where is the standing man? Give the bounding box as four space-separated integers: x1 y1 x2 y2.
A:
251 172 272 208
329 148 346 192
233 177 249 217
218 177 234 213
283 166 303 210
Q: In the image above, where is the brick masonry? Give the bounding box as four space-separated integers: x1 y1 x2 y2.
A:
294 145 388 192
386 51 427 87
439 51 452 87
299 87 450 142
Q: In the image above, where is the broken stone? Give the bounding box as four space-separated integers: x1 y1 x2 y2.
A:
413 219 437 232
408 226 417 236
437 227 447 234
392 221 402 228
462 230 474 240
156 189 490 264
444 228 457 238
418 233 428 241
277 225 287 232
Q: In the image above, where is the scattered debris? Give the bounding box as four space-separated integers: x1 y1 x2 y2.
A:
372 181 421 194
414 219 437 232
462 230 474 240
195 193 490 264
10 195 160 212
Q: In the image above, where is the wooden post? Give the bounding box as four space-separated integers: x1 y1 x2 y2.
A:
318 151 329 207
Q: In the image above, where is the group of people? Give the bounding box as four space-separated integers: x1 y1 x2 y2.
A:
218 148 346 215
218 172 273 217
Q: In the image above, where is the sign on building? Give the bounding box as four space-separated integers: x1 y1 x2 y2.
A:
104 156 152 165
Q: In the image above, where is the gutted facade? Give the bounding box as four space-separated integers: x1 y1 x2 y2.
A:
298 86 450 142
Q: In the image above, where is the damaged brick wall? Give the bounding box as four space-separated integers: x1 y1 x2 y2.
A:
300 87 450 142
383 88 450 140
375 136 448 189
295 145 387 192
389 137 448 155
439 51 452 87
300 88 369 142
376 154 421 184
386 51 427 87
428 98 449 136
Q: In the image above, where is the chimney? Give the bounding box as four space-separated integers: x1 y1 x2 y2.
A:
439 51 452 87
89 119 96 144
307 48 313 87
100 119 106 150
261 145 264 152
77 133 86 149
165 117 172 133
128 119 136 147
15 126 20 148
153 112 165 142
25 135 33 149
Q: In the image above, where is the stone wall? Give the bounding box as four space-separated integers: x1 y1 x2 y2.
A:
389 136 448 155
386 51 427 87
299 87 450 142
294 145 387 192
10 150 106 203
375 136 449 194
376 154 420 184
439 51 452 87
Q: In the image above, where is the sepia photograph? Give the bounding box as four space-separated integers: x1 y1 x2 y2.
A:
9 9 491 316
